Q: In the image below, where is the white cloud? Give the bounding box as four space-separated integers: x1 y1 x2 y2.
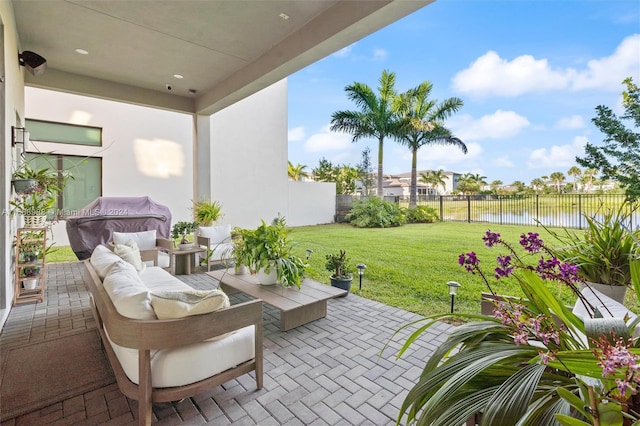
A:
288 126 306 142
555 115 585 129
304 125 352 152
571 34 640 91
416 141 483 167
449 110 530 141
491 156 515 168
526 136 588 169
452 51 570 96
451 34 640 97
373 48 388 60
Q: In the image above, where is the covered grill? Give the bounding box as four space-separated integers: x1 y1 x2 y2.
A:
66 196 171 260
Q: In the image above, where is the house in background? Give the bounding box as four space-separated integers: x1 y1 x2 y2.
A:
1 0 434 329
379 170 463 197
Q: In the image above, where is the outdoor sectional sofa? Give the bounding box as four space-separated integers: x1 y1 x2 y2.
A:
83 244 263 425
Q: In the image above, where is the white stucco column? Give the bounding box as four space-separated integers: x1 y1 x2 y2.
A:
194 114 211 200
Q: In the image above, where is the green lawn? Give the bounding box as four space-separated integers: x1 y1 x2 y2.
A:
46 222 639 317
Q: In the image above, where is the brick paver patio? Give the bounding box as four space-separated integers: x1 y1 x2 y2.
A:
0 262 452 425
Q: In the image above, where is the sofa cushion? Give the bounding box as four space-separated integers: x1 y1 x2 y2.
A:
113 230 156 250
103 260 156 320
90 244 122 280
106 325 255 388
199 225 231 245
150 289 229 319
114 240 146 273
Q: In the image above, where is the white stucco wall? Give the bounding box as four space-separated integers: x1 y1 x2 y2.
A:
209 79 335 229
287 181 335 226
24 88 194 245
2 3 28 325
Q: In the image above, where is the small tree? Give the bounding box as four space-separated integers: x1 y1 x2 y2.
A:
577 77 640 201
357 147 375 196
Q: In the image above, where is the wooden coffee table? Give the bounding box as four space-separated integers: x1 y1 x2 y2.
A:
170 246 206 275
207 268 347 331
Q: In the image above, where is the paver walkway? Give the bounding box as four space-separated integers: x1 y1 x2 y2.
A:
0 262 453 425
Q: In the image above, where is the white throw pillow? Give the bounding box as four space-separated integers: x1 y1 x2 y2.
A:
90 244 122 280
150 289 229 320
114 239 146 273
113 230 157 250
103 260 156 320
198 225 231 246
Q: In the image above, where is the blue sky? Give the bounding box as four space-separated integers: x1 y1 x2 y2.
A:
287 0 640 186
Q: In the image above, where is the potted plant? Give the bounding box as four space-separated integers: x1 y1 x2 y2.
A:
19 237 43 262
192 198 223 226
240 216 306 288
394 229 639 425
171 221 199 250
545 206 639 302
325 250 353 295
10 161 72 227
22 265 41 289
229 227 250 275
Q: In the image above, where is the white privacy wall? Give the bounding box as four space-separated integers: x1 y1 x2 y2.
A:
24 87 194 245
209 79 335 229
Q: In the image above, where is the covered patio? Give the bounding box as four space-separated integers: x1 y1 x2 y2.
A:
0 262 452 424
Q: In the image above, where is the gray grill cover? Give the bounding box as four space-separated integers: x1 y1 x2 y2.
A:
66 196 171 260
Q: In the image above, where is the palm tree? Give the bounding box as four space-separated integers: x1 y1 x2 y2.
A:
489 179 503 194
530 178 545 193
457 173 485 194
550 171 566 193
581 168 598 193
394 81 465 208
567 166 582 192
287 161 309 181
420 169 447 194
330 70 400 197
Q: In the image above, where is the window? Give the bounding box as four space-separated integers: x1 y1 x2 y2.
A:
25 119 102 146
25 153 102 217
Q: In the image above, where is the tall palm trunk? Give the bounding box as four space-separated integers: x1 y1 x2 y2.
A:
377 136 384 197
409 148 418 209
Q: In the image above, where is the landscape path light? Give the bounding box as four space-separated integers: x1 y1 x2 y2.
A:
356 263 366 290
447 281 461 314
306 249 313 260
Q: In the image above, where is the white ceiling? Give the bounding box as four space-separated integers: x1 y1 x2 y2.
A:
13 0 432 115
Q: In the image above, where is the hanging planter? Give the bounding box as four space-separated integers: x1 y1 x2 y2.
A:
11 178 38 194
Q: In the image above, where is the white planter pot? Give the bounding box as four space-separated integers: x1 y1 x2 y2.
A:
256 267 277 285
234 264 249 275
581 281 628 304
179 243 193 250
23 279 38 289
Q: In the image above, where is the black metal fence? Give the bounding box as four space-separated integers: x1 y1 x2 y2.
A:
336 194 638 230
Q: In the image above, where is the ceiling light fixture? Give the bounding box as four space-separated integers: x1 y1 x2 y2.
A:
173 74 184 79
279 12 289 20
75 48 89 55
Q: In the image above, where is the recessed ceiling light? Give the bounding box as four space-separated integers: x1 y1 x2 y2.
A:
279 12 289 20
75 48 89 55
173 74 184 79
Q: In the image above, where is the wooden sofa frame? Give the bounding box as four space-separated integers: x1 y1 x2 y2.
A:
83 260 263 425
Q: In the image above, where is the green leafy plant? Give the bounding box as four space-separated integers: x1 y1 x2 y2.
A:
545 205 640 286
405 205 439 223
171 221 199 244
346 197 406 228
392 230 640 426
10 162 72 217
22 265 41 277
239 217 306 288
192 198 223 226
325 250 353 279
